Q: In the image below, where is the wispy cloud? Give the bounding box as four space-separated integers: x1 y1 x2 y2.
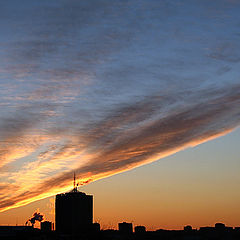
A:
0 0 240 211
1 84 240 211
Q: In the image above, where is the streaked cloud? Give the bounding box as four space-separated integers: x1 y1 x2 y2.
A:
0 0 240 211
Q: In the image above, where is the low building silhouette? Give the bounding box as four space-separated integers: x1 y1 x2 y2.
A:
215 222 226 230
118 222 133 234
92 222 101 232
0 226 35 239
184 225 192 232
135 225 146 234
41 221 54 232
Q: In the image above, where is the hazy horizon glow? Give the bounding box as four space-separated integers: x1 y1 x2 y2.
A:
0 0 240 215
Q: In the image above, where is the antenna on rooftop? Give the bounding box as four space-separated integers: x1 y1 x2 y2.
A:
74 172 76 189
73 172 78 192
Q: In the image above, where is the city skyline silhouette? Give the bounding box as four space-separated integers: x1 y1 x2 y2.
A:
1 184 240 240
0 0 240 235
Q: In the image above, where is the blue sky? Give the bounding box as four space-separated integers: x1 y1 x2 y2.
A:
0 0 240 214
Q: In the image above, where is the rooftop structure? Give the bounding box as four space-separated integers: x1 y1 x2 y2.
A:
55 174 93 235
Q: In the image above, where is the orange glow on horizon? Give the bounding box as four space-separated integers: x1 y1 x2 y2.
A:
0 127 235 215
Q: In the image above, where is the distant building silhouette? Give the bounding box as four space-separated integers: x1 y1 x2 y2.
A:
0 226 34 238
55 175 93 235
184 225 192 232
135 225 146 234
41 221 54 232
215 222 226 230
118 222 133 234
92 223 101 232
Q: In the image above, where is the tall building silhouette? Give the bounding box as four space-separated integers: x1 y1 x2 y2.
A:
55 174 93 235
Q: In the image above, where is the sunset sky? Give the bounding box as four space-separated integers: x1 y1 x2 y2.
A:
0 0 240 230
